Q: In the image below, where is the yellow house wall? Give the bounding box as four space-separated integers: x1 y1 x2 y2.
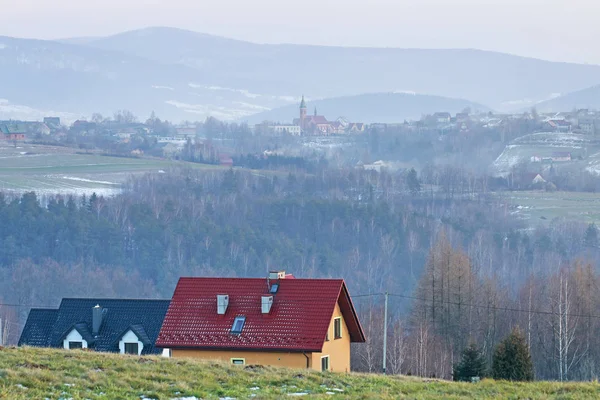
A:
311 302 351 372
171 301 352 372
171 348 310 369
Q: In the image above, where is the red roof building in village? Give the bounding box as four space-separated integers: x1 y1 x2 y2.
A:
292 96 364 136
156 272 365 372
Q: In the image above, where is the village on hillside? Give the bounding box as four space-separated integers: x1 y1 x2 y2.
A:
0 100 599 186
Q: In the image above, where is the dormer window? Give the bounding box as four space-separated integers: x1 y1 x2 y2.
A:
124 343 139 355
231 316 246 335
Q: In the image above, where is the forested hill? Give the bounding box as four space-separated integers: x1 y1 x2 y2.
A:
1 167 600 380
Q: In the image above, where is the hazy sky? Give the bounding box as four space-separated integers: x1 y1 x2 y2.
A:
1 0 599 64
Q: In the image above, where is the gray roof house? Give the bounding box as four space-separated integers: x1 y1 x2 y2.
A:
18 298 170 355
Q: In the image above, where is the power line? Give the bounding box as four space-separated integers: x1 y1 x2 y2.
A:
0 302 56 309
351 292 600 321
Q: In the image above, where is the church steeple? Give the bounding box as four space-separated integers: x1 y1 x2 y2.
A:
299 95 307 132
300 95 307 110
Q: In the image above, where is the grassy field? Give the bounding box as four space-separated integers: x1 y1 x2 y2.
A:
0 143 220 196
1 347 599 399
498 191 600 225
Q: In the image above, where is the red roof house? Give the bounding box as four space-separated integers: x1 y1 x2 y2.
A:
156 273 365 371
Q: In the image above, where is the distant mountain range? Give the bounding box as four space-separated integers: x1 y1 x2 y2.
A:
535 84 600 112
245 92 490 124
0 26 600 122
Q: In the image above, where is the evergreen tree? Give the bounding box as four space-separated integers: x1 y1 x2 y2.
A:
492 327 534 381
407 168 421 195
584 223 598 248
453 342 487 381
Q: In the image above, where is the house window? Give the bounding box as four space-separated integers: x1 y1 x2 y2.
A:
321 356 330 372
334 318 342 339
124 342 139 355
325 329 330 341
68 341 83 349
231 316 246 334
231 358 245 365
269 283 279 294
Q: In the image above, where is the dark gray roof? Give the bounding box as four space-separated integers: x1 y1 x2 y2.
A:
17 309 58 347
19 298 170 355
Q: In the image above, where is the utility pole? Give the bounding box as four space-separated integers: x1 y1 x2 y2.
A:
383 291 388 374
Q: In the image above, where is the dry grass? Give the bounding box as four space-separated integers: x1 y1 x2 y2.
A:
1 347 599 399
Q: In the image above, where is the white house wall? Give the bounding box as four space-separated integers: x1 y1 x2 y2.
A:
118 330 144 355
63 329 88 349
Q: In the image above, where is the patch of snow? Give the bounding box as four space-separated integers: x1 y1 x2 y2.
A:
61 176 120 186
64 383 75 387
287 393 309 397
171 397 199 400
249 387 260 391
0 99 80 124
188 83 262 99
393 90 417 95
218 397 236 400
232 101 271 111
158 170 166 173
152 85 175 91
15 384 28 390
165 100 254 120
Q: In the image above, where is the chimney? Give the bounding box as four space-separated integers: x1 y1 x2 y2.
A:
217 294 229 315
261 295 273 314
269 270 286 280
92 305 104 336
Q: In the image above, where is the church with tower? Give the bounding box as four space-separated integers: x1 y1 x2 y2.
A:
294 96 344 135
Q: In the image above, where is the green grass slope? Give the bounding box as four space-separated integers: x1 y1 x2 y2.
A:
1 347 599 399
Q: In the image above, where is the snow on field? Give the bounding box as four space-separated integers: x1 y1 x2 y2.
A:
165 100 254 120
0 98 80 124
152 85 175 91
512 132 591 148
492 132 595 177
188 83 262 99
61 176 120 186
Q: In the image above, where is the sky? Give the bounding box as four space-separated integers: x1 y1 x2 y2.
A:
1 0 599 65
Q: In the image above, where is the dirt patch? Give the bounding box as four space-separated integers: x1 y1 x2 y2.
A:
244 365 265 371
17 362 49 369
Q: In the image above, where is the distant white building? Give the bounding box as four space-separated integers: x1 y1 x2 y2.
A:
268 124 301 136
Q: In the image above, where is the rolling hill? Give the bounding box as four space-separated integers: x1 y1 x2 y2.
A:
0 35 288 122
535 84 600 112
244 92 491 124
1 347 599 399
81 27 600 112
2 27 600 122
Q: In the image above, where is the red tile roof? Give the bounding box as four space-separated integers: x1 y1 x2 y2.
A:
308 116 329 125
156 277 365 352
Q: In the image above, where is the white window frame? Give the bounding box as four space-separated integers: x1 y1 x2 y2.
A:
231 358 246 365
334 317 342 339
321 355 330 372
231 316 246 334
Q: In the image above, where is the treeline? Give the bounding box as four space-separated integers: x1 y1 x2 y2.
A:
353 232 600 381
0 167 599 381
